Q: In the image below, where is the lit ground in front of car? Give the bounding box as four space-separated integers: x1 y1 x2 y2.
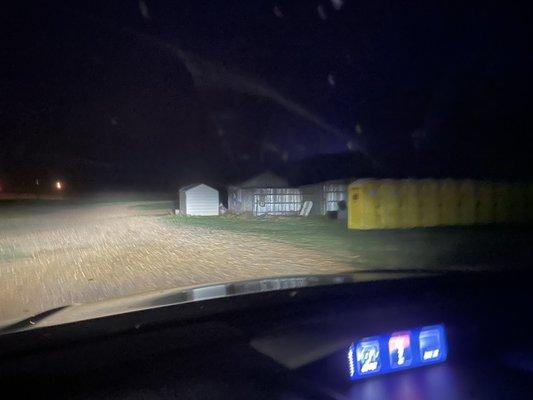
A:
0 201 348 321
2 199 532 322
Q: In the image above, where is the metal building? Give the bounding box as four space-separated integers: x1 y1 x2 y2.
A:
300 180 348 216
251 188 302 216
179 183 219 216
228 172 301 216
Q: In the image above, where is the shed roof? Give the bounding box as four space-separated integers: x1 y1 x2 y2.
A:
179 183 217 192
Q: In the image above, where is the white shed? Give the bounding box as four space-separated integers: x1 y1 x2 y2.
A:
179 184 219 216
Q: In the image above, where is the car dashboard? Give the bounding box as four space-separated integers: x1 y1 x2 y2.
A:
0 271 531 399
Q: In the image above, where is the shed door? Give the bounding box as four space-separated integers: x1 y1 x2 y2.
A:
253 194 268 216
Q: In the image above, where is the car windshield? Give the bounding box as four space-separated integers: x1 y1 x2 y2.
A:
0 1 531 324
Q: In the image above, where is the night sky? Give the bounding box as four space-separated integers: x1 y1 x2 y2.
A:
1 0 531 191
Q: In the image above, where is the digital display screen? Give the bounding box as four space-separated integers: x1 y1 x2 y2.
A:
355 339 381 374
388 332 412 368
348 324 447 380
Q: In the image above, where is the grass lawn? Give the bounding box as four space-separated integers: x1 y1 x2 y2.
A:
0 196 174 215
129 201 175 211
0 245 27 262
166 215 533 270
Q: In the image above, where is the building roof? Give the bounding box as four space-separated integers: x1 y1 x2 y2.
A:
238 172 289 188
299 178 352 188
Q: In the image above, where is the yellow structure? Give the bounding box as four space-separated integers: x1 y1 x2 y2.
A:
475 181 494 224
457 180 476 225
348 180 380 229
493 183 510 223
379 180 401 228
438 179 459 225
399 179 420 228
419 179 439 227
348 185 362 229
348 178 530 229
527 184 533 222
508 184 526 223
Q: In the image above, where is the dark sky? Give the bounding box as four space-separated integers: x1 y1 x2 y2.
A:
1 0 531 190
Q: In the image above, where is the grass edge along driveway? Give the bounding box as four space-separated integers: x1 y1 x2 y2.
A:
165 215 533 271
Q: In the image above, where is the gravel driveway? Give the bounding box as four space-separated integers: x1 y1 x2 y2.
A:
0 202 349 321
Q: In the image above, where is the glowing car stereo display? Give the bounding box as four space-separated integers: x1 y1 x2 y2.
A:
348 324 447 380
